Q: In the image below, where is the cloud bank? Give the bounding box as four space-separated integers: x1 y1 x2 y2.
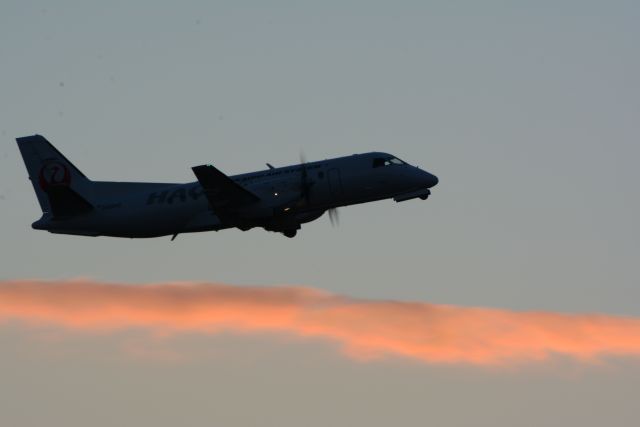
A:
1 280 640 365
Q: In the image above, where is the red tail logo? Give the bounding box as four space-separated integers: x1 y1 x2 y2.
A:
39 161 71 190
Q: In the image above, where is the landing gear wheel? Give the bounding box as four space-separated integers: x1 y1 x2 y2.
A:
283 229 297 238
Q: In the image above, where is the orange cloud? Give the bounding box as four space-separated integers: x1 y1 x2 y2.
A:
1 280 640 365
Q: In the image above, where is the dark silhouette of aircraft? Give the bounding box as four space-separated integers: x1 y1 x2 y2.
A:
16 135 438 238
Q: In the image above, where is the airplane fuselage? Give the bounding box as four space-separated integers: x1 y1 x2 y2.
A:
18 136 438 239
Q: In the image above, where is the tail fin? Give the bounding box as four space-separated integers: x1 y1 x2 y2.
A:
16 135 94 217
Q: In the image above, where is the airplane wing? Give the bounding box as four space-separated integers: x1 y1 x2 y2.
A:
191 165 260 215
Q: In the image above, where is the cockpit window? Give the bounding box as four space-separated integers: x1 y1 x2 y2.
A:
372 157 405 168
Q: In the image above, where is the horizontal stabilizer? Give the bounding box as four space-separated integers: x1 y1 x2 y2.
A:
46 186 94 217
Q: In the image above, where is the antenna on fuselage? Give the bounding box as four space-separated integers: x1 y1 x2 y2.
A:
266 163 275 169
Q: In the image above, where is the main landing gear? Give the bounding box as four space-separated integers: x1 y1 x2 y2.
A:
282 229 297 238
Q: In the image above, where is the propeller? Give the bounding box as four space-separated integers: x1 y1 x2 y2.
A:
299 151 312 205
299 151 339 227
328 207 339 227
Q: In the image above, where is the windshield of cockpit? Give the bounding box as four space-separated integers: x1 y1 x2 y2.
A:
372 156 405 168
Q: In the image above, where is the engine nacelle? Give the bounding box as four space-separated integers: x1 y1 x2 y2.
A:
295 209 325 224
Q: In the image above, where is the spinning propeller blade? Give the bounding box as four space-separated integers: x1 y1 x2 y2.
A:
328 207 340 227
299 151 311 204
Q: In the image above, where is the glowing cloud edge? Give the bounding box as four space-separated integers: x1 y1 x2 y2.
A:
1 280 640 365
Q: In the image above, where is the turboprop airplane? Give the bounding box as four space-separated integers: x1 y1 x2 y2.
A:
16 135 438 239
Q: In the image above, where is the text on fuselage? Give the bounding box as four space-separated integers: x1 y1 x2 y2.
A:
147 185 204 205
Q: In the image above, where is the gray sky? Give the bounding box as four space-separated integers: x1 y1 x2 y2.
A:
1 1 639 426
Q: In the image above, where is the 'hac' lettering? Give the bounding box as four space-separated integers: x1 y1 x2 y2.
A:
167 188 187 204
189 186 204 200
147 190 169 205
147 186 202 205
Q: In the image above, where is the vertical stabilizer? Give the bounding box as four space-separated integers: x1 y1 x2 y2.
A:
16 134 93 216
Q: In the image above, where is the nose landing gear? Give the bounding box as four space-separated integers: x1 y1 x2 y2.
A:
394 189 431 202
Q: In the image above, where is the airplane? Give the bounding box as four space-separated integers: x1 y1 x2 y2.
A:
16 134 438 239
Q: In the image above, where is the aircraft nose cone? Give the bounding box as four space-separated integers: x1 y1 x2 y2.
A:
424 171 438 188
